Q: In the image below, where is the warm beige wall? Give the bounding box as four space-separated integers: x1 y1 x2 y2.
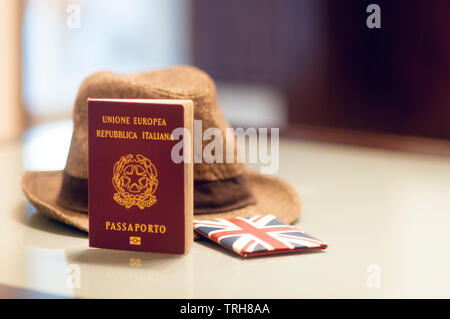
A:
0 0 24 141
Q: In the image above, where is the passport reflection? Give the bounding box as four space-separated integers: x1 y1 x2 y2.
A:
65 248 194 298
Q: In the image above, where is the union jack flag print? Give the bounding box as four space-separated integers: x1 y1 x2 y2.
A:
194 214 327 257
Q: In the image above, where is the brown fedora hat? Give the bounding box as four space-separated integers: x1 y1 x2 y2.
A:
21 66 301 232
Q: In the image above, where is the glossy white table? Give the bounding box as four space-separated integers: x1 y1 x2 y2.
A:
1 121 450 298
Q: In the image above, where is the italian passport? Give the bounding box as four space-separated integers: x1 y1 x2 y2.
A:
88 98 193 254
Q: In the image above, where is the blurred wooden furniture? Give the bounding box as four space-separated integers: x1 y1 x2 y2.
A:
192 0 450 141
287 0 450 140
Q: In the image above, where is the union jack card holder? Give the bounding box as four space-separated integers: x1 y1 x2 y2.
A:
194 214 327 257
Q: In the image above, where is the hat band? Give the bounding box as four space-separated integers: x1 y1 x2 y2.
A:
57 171 256 214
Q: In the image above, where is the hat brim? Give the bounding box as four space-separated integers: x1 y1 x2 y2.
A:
21 170 301 233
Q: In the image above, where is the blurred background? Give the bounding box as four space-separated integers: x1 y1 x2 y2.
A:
1 0 450 169
1 0 450 299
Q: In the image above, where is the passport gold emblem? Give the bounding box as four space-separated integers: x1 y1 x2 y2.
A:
129 236 141 245
113 154 158 209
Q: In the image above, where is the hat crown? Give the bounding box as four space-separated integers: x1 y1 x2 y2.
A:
65 65 245 181
59 66 255 214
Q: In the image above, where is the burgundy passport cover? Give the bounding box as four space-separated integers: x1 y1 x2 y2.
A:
88 99 191 254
